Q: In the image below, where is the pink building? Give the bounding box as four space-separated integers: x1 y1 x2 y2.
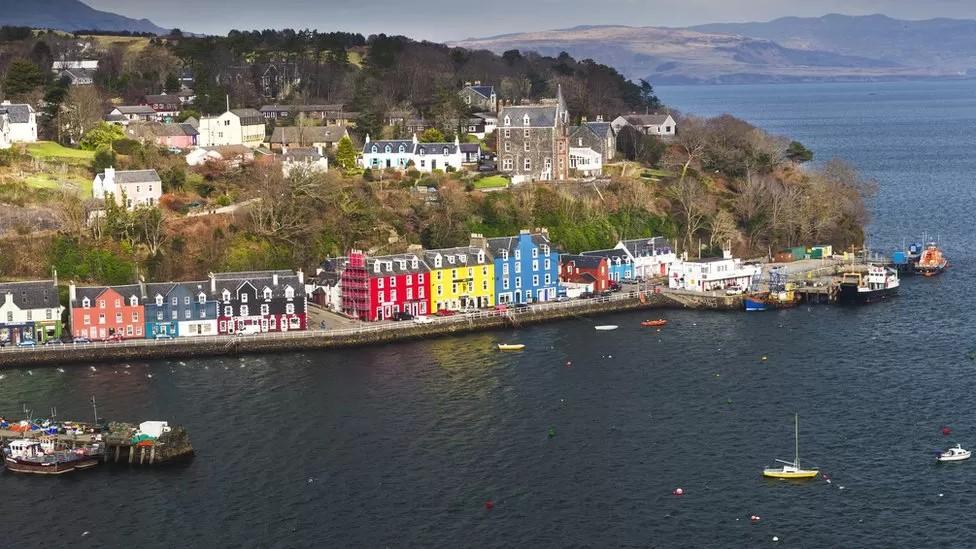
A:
125 122 198 149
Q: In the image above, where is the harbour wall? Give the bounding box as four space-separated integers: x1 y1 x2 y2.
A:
0 290 741 368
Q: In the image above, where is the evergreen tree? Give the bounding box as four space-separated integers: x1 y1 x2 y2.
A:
785 141 814 164
336 136 358 170
418 128 446 143
80 122 125 151
3 59 46 99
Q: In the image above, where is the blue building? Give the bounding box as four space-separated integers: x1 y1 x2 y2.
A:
142 281 219 338
581 248 634 282
474 229 560 305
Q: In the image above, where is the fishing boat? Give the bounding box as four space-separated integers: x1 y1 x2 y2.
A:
497 343 525 351
3 438 103 475
744 296 768 312
937 444 971 462
594 325 618 331
641 319 667 327
763 414 819 480
744 290 798 311
915 243 948 277
837 265 899 305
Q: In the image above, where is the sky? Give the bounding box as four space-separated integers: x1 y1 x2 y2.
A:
85 0 976 41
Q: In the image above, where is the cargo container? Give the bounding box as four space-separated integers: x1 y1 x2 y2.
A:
773 252 794 263
892 251 908 265
789 247 807 260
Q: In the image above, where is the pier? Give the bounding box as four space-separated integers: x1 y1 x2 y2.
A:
0 422 193 465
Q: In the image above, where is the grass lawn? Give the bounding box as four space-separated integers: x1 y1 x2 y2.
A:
27 142 95 164
23 173 92 197
473 175 509 189
641 168 674 178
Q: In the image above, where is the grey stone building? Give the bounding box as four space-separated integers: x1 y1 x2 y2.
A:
569 119 616 162
496 87 570 184
459 82 497 113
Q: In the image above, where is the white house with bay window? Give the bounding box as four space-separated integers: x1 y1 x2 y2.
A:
361 133 464 173
667 250 761 292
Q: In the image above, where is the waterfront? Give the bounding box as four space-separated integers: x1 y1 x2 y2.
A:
2 80 976 547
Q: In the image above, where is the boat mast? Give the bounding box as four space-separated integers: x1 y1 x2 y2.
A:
90 395 98 427
794 413 800 468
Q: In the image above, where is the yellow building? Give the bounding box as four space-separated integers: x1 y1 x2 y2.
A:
424 247 495 313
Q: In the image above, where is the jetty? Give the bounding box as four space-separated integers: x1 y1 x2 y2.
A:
0 421 193 465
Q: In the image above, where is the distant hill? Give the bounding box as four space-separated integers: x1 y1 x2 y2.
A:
0 0 170 34
690 14 976 74
451 25 947 85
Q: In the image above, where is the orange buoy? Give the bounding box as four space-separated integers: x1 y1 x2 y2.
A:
484 500 494 510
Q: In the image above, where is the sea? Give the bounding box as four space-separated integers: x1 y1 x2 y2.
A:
3 80 976 547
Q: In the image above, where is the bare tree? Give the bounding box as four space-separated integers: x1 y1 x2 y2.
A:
668 176 713 254
134 206 168 256
666 115 709 183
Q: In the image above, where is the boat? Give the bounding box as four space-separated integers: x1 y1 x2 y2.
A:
915 243 948 277
937 444 971 462
3 437 103 475
744 297 768 311
744 290 798 311
763 414 819 480
641 319 667 327
497 343 525 351
837 265 899 305
594 325 618 331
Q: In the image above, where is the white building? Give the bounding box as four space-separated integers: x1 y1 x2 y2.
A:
569 147 602 177
281 146 329 177
611 237 677 279
0 102 37 143
92 167 162 210
611 113 677 138
361 134 464 173
52 60 99 71
667 251 761 292
185 147 223 167
197 109 266 148
107 105 157 124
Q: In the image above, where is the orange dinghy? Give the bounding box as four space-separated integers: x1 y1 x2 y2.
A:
641 319 668 327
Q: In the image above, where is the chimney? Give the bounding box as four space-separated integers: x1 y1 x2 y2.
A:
464 81 471 87
596 115 604 122
273 273 279 286
365 134 371 144
469 233 486 249
474 80 481 86
138 275 146 298
297 269 304 285
411 133 418 145
581 116 587 123
68 283 76 304
209 272 216 293
52 268 58 289
316 145 324 157
104 166 115 185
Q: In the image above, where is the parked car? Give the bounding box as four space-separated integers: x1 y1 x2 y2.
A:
104 334 124 342
154 333 174 340
72 337 92 345
556 295 571 302
237 324 262 336
44 339 65 346
392 311 414 321
599 290 614 298
435 309 456 317
16 339 36 348
725 286 745 296
477 162 497 172
412 316 434 325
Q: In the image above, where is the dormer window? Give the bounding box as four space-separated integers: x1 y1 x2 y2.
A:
411 258 418 269
82 297 90 308
434 255 442 268
448 256 455 265
263 287 272 300
222 289 231 302
241 293 248 303
543 244 551 256
442 147 449 155
384 145 391 153
398 260 406 270
501 250 508 260
284 286 294 299
523 115 530 126
398 145 405 153
130 296 138 307
198 292 206 304
477 251 485 263
419 148 425 156
371 145 378 153
155 295 163 306
503 116 510 126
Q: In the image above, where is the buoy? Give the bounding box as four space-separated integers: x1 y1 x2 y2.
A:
761 356 768 361
838 486 845 490
772 536 779 542
565 361 572 367
673 488 684 496
484 500 494 510
608 355 613 359
751 515 760 522
82 531 90 537
727 398 733 404
548 427 556 438
942 426 951 436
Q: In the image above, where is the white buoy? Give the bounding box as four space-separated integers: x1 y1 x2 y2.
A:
939 493 944 497
772 536 779 542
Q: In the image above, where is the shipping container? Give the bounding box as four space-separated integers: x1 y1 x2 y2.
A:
773 252 794 263
809 248 823 259
790 247 807 260
812 245 833 257
892 251 908 265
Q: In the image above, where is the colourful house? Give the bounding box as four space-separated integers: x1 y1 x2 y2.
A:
339 250 431 321
0 279 63 344
212 271 307 335
69 284 145 340
423 246 494 313
142 281 219 338
473 229 560 306
581 248 635 281
560 254 611 293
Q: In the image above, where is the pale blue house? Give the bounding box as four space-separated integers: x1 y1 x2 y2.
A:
581 248 634 281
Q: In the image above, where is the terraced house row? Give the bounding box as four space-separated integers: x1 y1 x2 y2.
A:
67 270 307 341
313 230 677 322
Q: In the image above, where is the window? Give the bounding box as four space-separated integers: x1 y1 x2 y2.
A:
200 309 207 319
503 116 510 126
533 275 539 286
502 157 513 171
544 259 551 270
115 312 122 323
385 145 391 153
503 129 510 138
524 141 530 152
222 290 230 302
377 277 384 289
524 158 532 171
524 129 530 138
45 309 52 320
184 296 191 305
515 277 522 288
532 260 539 271
240 305 249 316
523 115 530 126
286 303 295 314
98 299 105 309
82 297 90 308
418 274 424 283
171 311 178 320
532 248 539 258
224 306 232 316
407 288 413 300
504 142 511 152
390 289 397 301
443 147 449 155
371 145 378 153
199 293 206 304
284 286 295 299
185 309 191 319
390 277 396 287
132 311 139 322
398 145 405 153
157 312 164 321
83 314 90 325
155 295 163 306
26 310 31 321
503 278 510 290
514 250 521 260
171 297 178 306
241 293 248 303
515 262 521 274
261 304 269 316
126 325 133 336
406 275 413 285
99 313 105 324
114 299 121 308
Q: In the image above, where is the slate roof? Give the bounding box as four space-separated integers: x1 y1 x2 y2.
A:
459 143 481 154
366 254 430 276
620 237 672 257
282 147 324 162
363 139 414 154
0 103 32 123
113 105 156 116
260 104 344 114
560 254 606 269
0 280 59 310
624 113 672 126
143 94 181 107
465 85 494 99
585 121 613 136
113 169 162 184
486 231 553 256
270 125 346 144
581 248 632 263
73 284 142 305
422 246 492 267
230 109 264 126
60 68 95 83
211 270 304 298
126 122 197 139
498 105 559 128
415 142 458 155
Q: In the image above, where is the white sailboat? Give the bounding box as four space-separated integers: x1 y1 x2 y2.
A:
763 413 819 480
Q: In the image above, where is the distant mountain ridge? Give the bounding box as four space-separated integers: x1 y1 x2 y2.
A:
0 0 170 34
453 14 976 84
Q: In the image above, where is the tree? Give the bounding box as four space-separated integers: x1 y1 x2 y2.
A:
785 141 813 164
62 85 104 143
3 59 46 99
133 207 168 256
79 122 124 151
336 135 357 170
418 127 446 143
92 147 117 173
177 109 201 122
161 166 186 192
638 79 662 111
664 116 709 183
164 73 181 93
668 176 713 254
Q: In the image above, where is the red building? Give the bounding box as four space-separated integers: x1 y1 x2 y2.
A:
340 250 431 321
559 254 610 293
69 284 145 340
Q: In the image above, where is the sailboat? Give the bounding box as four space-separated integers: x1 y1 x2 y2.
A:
763 413 819 480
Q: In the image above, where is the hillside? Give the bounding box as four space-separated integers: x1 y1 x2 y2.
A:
451 25 950 85
690 14 976 74
0 0 170 34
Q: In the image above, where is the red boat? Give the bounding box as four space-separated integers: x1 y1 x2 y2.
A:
916 243 948 277
641 319 668 327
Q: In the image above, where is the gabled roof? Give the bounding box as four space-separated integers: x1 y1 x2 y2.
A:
623 113 673 126
463 85 495 99
73 284 142 305
259 104 344 113
459 143 481 153
486 231 553 256
112 105 156 116
560 254 606 269
584 121 612 137
230 109 264 126
211 270 304 298
282 147 324 162
620 237 672 257
363 139 414 154
112 169 161 185
365 253 430 275
422 246 491 267
59 68 95 82
498 105 559 128
0 280 59 310
143 94 181 106
415 142 459 155
270 125 347 144
0 103 32 124
126 122 198 139
581 248 631 262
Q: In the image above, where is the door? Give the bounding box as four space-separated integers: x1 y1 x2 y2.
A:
432 159 437 170
386 159 391 168
514 290 522 304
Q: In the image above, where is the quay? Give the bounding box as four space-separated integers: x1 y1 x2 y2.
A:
0 422 193 465
0 289 738 368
